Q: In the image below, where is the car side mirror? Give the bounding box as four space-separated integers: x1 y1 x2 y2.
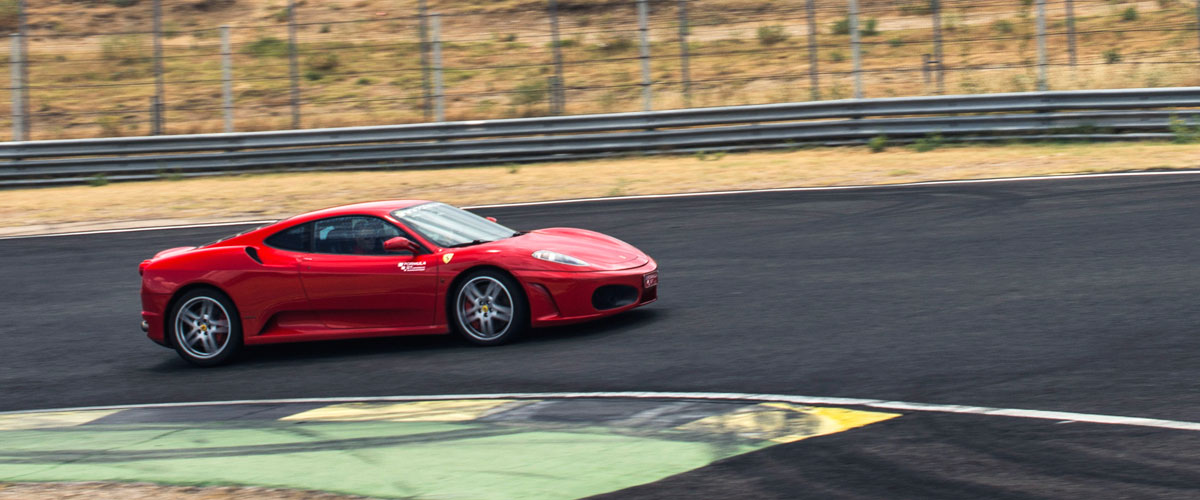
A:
486 216 498 223
383 237 420 254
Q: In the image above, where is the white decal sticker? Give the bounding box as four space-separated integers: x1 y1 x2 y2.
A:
398 261 428 272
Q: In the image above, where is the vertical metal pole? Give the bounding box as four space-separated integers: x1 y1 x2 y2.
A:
1065 0 1077 67
849 0 862 99
10 35 24 141
221 26 234 133
677 0 691 108
150 96 160 136
432 14 444 122
1036 0 1047 91
548 0 566 115
17 0 29 138
287 0 301 129
638 0 652 111
805 0 819 100
152 0 164 135
931 0 944 95
418 0 432 121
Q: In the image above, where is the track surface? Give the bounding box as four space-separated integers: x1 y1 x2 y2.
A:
3 175 1199 497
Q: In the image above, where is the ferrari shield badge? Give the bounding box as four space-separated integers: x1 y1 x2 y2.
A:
443 253 454 264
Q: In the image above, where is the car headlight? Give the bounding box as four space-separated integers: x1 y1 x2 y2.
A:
532 250 590 267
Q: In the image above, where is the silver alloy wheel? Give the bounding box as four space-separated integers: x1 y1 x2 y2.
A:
456 276 515 341
174 296 232 360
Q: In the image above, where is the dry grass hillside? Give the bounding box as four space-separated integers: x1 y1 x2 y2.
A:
1 0 1197 139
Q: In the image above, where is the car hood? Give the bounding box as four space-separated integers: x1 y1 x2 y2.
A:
503 228 649 271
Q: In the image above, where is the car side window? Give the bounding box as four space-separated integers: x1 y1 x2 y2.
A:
313 216 407 255
264 222 312 252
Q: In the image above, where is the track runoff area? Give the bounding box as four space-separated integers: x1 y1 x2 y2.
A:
2 171 1200 498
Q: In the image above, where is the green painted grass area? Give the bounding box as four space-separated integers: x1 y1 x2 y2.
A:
0 421 764 500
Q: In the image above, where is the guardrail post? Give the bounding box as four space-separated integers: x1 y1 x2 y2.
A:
432 13 444 122
849 0 862 99
287 0 301 129
805 0 819 100
418 0 432 122
677 0 691 108
1065 0 1077 67
931 0 944 95
548 0 566 115
221 25 234 133
10 34 24 142
638 0 652 111
152 0 164 135
1036 0 1047 91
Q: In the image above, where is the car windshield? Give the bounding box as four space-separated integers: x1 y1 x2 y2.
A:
392 202 518 248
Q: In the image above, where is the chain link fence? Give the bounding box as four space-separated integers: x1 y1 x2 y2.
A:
2 0 1199 140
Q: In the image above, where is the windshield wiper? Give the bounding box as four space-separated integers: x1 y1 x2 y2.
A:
446 239 489 248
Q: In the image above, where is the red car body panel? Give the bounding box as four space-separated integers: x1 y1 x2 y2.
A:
140 200 657 348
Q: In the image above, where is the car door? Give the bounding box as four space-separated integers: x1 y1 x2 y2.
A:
299 215 438 330
254 221 324 333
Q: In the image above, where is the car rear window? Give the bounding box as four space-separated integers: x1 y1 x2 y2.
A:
265 223 312 252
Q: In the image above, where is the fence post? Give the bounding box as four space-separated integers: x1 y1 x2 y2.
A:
17 0 29 139
931 0 944 95
547 0 566 115
287 0 301 129
152 0 164 135
677 0 691 107
805 0 819 100
849 0 862 99
418 0 432 121
1036 0 1047 91
10 34 23 141
432 13 444 122
638 0 652 111
221 25 234 133
1066 0 1077 67
150 96 161 135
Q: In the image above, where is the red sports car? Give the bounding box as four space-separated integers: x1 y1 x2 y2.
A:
139 200 658 366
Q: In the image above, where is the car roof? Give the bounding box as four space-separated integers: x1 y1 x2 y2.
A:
287 199 432 223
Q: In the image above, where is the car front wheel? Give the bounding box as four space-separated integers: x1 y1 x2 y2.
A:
451 270 528 346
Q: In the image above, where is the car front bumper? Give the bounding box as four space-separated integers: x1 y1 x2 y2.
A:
517 260 658 327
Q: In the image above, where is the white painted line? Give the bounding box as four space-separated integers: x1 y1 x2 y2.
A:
4 169 1200 240
0 220 278 241
466 170 1200 209
3 391 1199 432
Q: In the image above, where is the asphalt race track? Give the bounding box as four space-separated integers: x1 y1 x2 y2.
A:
3 174 1200 498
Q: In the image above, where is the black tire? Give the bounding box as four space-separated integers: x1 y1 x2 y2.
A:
167 288 243 367
450 269 529 346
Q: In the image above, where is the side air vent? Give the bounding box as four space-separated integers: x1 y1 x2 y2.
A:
245 247 263 264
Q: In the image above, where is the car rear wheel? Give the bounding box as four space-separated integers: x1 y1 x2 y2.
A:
169 288 242 367
452 270 528 346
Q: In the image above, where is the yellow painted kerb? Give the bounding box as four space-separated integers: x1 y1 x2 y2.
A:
0 409 123 431
280 399 530 423
677 403 899 444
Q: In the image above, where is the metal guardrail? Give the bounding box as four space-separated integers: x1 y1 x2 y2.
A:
2 87 1199 187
